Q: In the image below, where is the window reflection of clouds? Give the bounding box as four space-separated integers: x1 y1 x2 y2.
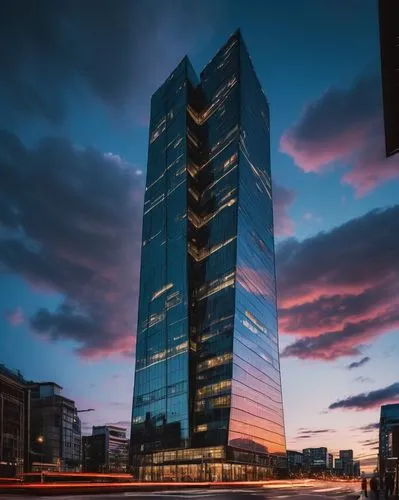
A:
131 32 286 475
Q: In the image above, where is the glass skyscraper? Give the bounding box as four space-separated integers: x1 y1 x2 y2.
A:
130 30 286 481
379 404 399 479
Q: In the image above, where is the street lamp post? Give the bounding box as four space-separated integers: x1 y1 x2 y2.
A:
75 408 94 473
36 436 44 481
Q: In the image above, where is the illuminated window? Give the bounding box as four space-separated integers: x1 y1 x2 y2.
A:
210 125 239 154
186 76 237 126
197 353 233 372
188 187 200 201
150 118 166 144
224 152 238 169
196 272 235 301
144 194 165 216
165 291 182 311
151 283 173 301
195 395 231 411
195 424 208 432
145 153 184 192
212 395 231 408
142 229 162 247
188 236 236 262
187 130 200 148
141 312 165 330
196 379 231 399
244 311 268 335
174 137 183 148
187 162 199 178
188 197 237 230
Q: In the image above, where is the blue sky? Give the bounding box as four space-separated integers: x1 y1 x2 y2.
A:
1 0 398 471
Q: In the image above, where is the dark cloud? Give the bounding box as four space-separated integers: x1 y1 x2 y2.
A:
0 0 217 125
281 73 380 156
298 428 335 434
296 428 335 439
277 205 399 360
357 422 379 432
355 376 374 384
0 130 144 358
347 356 370 370
329 382 399 411
280 71 399 195
360 439 379 446
272 182 296 237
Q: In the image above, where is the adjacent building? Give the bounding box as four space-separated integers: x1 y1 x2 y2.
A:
130 29 286 481
83 425 129 473
378 0 399 157
0 365 30 476
340 449 354 476
379 404 399 478
333 450 359 477
29 382 81 472
335 458 343 474
287 450 303 474
303 448 328 472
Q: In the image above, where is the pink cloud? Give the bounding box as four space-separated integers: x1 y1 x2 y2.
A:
280 73 399 195
78 334 135 360
272 182 296 236
341 121 399 196
276 206 399 360
4 306 25 327
280 124 368 173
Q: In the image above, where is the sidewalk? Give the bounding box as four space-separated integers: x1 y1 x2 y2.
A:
361 491 398 499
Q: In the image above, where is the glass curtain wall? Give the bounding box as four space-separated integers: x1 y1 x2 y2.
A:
130 30 286 480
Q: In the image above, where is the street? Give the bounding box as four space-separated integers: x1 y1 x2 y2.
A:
0 480 361 499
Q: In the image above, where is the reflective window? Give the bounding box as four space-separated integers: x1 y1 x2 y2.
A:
131 32 286 469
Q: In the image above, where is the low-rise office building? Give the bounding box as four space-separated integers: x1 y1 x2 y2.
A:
0 365 30 476
83 425 129 473
303 448 329 472
335 458 343 473
29 382 81 472
340 449 354 476
287 450 303 474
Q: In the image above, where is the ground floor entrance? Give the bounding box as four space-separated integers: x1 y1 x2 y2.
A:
138 462 274 482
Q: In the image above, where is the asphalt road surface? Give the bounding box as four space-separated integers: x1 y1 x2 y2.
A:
0 480 361 500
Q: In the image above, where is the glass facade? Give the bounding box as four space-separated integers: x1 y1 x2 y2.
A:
379 404 399 477
30 383 81 472
130 30 286 480
0 366 30 476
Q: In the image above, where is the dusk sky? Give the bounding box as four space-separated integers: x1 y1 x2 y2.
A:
1 0 398 473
